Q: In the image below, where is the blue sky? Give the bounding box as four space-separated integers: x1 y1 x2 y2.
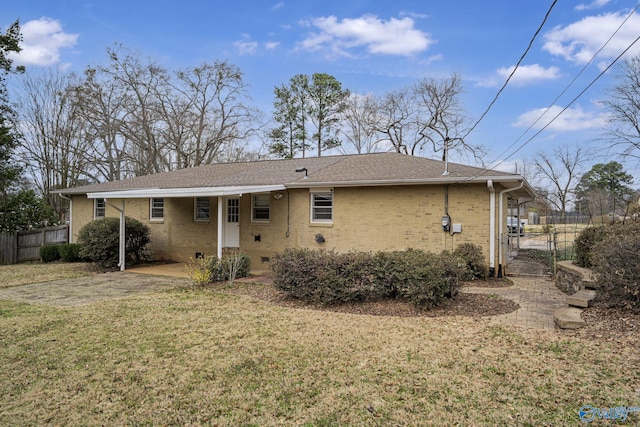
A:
3 0 640 179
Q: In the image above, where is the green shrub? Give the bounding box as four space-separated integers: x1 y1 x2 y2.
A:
270 248 349 305
40 244 60 263
77 217 150 268
573 226 608 268
392 250 463 308
453 243 487 280
591 222 640 313
270 248 462 308
58 243 82 262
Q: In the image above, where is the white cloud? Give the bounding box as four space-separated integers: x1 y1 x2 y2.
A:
474 64 561 88
8 17 78 66
513 105 608 131
265 41 280 49
272 2 285 11
575 0 612 11
543 11 640 65
233 34 259 55
298 14 434 57
496 64 562 86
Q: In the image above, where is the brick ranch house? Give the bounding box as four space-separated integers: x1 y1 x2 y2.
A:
57 152 535 277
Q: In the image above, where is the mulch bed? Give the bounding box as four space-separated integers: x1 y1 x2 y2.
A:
218 276 640 338
219 278 519 318
564 301 640 344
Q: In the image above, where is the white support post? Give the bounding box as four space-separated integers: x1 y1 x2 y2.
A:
217 197 223 260
119 201 125 271
104 198 126 271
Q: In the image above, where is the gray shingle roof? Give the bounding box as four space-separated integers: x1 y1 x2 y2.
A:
59 152 530 195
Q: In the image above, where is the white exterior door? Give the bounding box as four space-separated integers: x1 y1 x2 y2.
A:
224 197 240 247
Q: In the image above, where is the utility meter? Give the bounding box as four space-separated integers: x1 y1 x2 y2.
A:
441 215 451 232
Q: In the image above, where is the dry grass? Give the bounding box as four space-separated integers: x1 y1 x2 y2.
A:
0 262 93 289
1 280 639 425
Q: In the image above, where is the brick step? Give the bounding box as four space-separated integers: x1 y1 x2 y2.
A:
567 289 597 308
554 307 586 329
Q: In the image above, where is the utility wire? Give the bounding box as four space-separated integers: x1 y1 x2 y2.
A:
483 2 640 172
457 32 640 186
501 34 640 163
460 0 558 142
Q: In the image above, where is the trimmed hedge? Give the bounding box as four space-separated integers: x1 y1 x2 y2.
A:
453 243 487 280
40 244 61 263
270 248 467 309
77 217 150 268
58 243 82 262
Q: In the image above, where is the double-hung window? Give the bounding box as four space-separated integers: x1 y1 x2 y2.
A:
194 197 210 221
150 197 164 221
94 198 106 219
252 194 270 222
311 191 333 223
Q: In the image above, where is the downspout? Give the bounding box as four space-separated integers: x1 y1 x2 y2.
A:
217 197 224 260
104 199 126 271
487 180 495 277
497 180 525 278
59 193 73 244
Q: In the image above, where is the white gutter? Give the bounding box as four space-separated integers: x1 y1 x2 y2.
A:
285 176 526 189
497 180 525 278
487 180 495 276
86 184 286 199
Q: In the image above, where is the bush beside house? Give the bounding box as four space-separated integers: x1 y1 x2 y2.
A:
270 246 481 309
574 222 640 313
77 217 150 268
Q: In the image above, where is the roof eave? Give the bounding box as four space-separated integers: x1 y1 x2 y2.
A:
285 175 527 188
85 184 286 199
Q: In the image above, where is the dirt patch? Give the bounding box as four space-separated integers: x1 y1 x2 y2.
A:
218 279 520 318
0 272 190 306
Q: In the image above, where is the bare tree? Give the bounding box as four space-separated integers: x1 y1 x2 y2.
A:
373 87 417 154
102 47 170 176
339 93 383 154
167 61 260 167
69 66 130 182
604 54 640 160
534 144 591 219
71 46 259 179
371 74 482 159
413 74 483 160
14 68 91 218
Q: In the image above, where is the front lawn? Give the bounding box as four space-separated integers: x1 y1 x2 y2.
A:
0 265 638 425
0 262 93 289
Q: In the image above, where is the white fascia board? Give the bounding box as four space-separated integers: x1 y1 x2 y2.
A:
285 175 524 188
87 184 286 199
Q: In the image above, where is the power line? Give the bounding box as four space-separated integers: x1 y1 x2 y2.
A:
460 0 558 142
501 34 640 163
483 2 640 172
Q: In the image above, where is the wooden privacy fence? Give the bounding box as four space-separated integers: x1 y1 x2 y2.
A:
0 225 69 265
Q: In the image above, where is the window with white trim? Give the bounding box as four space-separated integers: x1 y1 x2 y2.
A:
150 197 164 221
94 198 106 219
311 192 333 222
252 194 270 222
194 197 210 221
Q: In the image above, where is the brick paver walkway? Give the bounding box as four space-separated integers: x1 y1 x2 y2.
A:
463 259 567 330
